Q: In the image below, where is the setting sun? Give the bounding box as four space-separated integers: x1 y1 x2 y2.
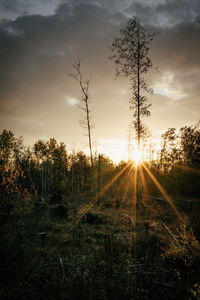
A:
133 149 143 166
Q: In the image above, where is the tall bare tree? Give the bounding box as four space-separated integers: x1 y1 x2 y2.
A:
69 60 94 167
110 18 155 153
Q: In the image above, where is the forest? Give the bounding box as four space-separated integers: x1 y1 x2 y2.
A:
0 121 200 299
0 8 200 300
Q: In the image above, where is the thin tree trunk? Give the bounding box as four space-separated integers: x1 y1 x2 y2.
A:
137 20 141 153
85 95 93 167
69 61 94 168
136 21 141 236
97 154 101 205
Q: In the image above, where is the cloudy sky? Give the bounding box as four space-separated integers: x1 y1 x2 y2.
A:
0 0 199 162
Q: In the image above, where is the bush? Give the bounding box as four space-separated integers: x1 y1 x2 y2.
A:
162 223 200 298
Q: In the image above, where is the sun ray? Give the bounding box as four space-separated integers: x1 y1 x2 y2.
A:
109 167 136 235
121 167 133 206
139 165 147 216
176 164 200 175
75 161 132 225
26 162 134 277
133 163 138 253
114 177 124 204
142 163 183 221
126 162 138 254
97 161 132 214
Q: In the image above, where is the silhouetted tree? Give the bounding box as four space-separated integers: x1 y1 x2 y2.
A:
180 122 200 167
0 130 15 167
160 128 180 171
69 151 92 194
33 138 68 194
110 18 155 152
69 60 94 167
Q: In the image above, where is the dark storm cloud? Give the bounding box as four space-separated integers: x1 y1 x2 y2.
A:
0 0 200 146
149 20 200 107
0 2 126 141
0 2 122 100
0 0 61 20
0 0 26 15
150 20 200 79
125 0 200 27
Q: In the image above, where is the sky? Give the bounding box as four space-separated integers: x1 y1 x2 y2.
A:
0 0 199 163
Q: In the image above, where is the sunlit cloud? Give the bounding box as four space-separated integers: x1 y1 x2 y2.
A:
154 72 188 101
66 97 79 106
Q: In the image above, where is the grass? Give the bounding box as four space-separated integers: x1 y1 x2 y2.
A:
0 192 200 299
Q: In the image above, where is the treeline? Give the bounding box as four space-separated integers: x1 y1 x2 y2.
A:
157 122 200 171
0 130 117 198
147 122 200 197
0 122 200 203
0 126 200 300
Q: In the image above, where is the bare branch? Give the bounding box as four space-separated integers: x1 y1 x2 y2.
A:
68 60 94 167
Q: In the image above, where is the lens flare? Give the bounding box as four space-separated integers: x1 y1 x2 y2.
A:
133 149 143 166
142 163 183 221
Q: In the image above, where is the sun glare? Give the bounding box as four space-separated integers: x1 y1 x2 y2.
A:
133 149 143 166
